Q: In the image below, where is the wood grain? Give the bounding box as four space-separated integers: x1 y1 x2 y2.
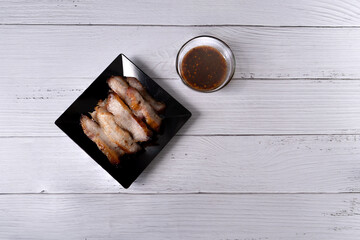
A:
1 135 359 193
1 193 360 239
2 78 360 136
2 0 360 26
1 26 360 79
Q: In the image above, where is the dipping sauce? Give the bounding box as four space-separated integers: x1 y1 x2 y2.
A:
181 46 227 91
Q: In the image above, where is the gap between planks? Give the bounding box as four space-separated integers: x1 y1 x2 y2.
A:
2 23 360 28
27 77 360 81
0 133 359 139
1 192 360 195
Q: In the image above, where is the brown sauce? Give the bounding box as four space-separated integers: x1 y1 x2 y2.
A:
181 46 227 91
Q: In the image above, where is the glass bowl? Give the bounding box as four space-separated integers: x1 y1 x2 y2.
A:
176 35 235 92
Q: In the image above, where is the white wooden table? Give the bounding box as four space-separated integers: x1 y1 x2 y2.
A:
2 1 360 239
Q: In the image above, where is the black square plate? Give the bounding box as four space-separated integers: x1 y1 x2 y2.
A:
55 54 191 188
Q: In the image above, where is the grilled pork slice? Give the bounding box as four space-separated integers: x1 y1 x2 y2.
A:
127 77 166 112
80 115 124 165
107 76 128 97
95 106 141 153
107 76 162 131
106 92 152 142
97 99 106 107
89 99 106 122
126 87 162 131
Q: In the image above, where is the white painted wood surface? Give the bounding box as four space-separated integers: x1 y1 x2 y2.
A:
2 1 360 239
2 78 360 136
1 135 359 193
1 194 360 240
2 26 360 79
2 0 360 26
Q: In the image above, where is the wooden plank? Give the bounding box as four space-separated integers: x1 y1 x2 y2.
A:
1 26 360 79
1 78 360 136
1 193 360 239
2 0 360 26
1 135 360 193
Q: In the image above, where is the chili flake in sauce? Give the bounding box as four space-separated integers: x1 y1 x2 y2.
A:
181 46 227 91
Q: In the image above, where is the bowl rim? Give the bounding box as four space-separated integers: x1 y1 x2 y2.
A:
176 35 236 93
